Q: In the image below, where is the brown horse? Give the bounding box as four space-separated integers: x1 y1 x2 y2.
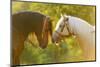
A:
12 11 52 66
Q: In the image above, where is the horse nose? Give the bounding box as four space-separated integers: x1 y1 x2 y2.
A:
52 32 60 43
52 32 57 43
52 34 55 43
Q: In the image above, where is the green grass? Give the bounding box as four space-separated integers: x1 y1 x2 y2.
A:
12 2 95 65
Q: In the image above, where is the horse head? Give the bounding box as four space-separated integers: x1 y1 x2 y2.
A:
52 14 71 43
38 16 53 49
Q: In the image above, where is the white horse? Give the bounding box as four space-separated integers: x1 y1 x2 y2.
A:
52 15 95 60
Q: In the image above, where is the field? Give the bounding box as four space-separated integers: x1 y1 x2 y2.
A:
12 1 96 65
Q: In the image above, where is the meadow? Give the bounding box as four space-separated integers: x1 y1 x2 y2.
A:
12 1 96 65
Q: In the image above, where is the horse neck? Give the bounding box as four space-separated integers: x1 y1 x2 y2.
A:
68 16 93 41
68 17 95 60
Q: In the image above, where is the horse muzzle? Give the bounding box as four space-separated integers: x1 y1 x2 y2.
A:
52 32 61 43
39 43 47 49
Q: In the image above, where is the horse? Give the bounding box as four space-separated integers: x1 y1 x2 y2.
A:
52 15 95 61
12 11 52 66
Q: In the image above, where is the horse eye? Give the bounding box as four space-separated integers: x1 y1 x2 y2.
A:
60 25 63 28
65 18 68 21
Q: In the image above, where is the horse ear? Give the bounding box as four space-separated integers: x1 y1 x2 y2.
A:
61 14 66 19
63 14 69 21
64 14 66 17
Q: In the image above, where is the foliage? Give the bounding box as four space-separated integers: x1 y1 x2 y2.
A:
12 2 96 65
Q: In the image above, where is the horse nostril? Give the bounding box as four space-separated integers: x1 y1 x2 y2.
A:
56 41 58 43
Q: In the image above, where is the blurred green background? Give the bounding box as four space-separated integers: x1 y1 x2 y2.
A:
12 2 96 65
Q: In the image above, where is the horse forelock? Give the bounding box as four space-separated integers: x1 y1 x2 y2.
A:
55 15 69 31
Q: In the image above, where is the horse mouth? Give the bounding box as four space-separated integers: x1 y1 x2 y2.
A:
52 38 59 43
39 43 47 49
